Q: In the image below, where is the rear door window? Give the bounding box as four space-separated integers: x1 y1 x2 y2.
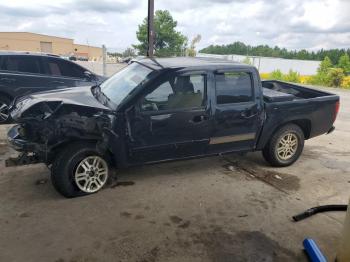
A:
0 55 43 74
215 72 253 104
46 58 86 78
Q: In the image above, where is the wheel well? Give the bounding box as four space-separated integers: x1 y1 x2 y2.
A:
0 92 13 102
48 139 116 166
259 119 311 150
289 119 311 139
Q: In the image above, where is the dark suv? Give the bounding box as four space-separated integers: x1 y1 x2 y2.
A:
0 52 106 123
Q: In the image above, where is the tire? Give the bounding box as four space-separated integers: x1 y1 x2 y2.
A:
0 95 11 124
51 142 110 198
262 124 304 167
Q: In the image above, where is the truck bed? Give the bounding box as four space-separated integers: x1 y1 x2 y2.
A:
262 80 332 102
256 80 339 150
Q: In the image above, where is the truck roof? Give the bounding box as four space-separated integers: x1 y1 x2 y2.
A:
136 57 255 71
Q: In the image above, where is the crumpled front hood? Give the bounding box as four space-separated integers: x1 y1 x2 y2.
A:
11 86 111 119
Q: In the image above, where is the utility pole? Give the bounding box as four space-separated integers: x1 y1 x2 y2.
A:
147 0 154 57
102 45 107 77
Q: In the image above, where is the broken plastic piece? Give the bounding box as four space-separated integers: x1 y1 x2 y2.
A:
5 152 39 167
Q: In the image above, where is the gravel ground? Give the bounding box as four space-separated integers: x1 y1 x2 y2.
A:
0 87 349 262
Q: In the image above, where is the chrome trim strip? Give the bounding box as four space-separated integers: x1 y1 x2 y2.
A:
209 133 255 145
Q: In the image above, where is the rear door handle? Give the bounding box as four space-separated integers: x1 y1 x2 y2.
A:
0 77 16 83
241 111 258 119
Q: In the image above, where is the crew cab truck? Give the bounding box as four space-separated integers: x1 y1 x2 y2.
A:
7 57 339 198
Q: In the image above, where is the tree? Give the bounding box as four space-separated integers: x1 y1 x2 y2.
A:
187 34 201 57
199 41 350 62
317 56 333 75
122 47 136 58
337 54 350 74
133 10 187 57
313 56 333 85
108 52 122 58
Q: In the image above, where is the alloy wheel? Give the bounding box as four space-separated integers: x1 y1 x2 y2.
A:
276 133 298 161
74 156 108 193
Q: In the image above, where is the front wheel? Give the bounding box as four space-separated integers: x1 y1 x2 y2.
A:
262 124 304 167
51 142 110 198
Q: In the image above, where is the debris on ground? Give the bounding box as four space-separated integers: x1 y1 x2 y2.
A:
110 181 135 188
35 178 48 185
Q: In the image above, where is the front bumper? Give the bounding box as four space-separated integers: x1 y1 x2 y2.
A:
6 125 46 166
7 125 41 152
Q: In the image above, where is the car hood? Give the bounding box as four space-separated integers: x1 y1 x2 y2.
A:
11 86 111 119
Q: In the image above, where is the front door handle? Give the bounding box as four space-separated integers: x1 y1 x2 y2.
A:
189 115 208 124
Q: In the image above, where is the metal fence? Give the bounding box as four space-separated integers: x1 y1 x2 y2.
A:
197 53 321 75
75 61 125 77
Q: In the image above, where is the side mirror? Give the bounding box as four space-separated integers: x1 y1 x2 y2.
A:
84 71 94 80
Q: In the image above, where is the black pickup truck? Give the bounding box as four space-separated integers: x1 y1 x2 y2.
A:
7 57 339 197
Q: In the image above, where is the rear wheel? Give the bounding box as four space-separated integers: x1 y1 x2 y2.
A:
262 124 304 167
0 96 11 124
51 142 110 198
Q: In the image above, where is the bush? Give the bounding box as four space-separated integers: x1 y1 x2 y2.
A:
304 74 324 85
260 73 269 80
326 68 345 87
341 76 350 89
299 75 312 84
283 70 301 83
259 54 350 89
269 70 284 80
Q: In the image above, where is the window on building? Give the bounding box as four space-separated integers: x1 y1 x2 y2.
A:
215 72 253 104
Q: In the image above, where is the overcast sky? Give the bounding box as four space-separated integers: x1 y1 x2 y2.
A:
0 0 349 52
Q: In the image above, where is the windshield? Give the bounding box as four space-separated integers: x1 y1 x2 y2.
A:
100 62 154 106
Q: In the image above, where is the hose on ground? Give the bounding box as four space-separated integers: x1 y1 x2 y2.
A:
293 205 348 222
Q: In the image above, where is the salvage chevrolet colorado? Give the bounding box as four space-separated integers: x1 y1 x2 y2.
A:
7 57 339 197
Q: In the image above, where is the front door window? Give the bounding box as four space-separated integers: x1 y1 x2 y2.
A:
141 74 206 112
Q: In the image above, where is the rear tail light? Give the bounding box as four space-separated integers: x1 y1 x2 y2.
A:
334 100 340 122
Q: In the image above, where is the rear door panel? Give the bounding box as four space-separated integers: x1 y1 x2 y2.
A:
208 68 263 153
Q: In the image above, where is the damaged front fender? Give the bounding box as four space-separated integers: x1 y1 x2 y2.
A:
7 86 124 167
8 107 119 166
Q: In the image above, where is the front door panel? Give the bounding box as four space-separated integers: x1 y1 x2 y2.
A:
128 71 211 163
129 108 210 163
